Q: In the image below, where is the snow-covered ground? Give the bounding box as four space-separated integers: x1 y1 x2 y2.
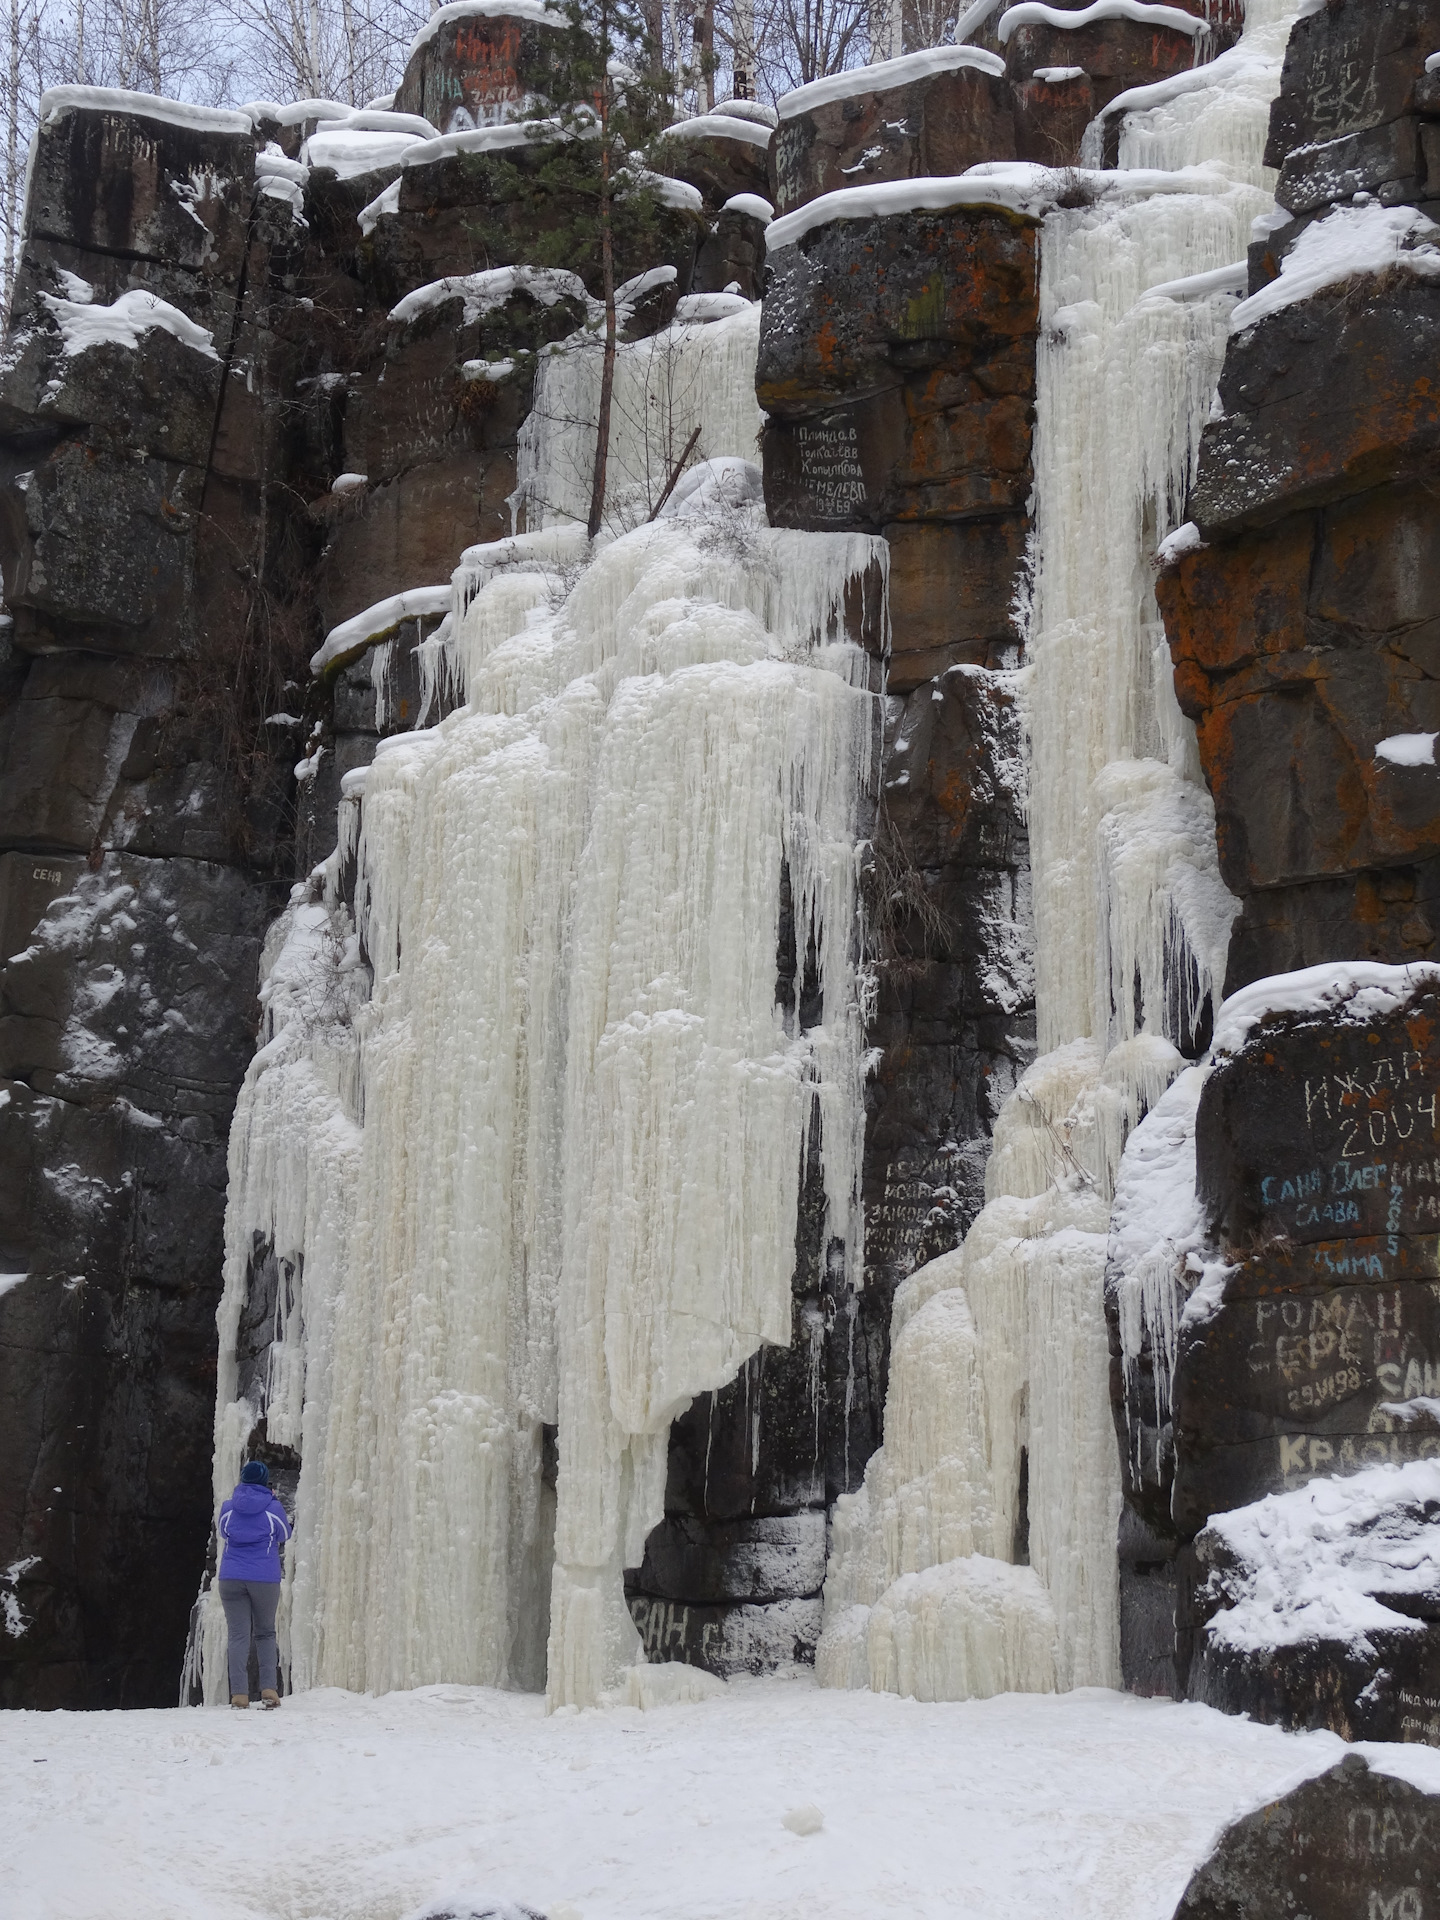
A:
3 1675 1416 1920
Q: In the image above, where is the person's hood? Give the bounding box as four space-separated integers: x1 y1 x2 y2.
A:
230 1483 275 1513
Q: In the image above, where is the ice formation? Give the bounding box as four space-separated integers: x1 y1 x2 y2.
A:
816 0 1306 1703
201 307 882 1707
204 0 1317 1717
516 302 767 532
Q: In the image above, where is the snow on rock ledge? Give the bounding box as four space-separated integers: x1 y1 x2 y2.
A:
1190 1461 1440 1743
1210 960 1440 1059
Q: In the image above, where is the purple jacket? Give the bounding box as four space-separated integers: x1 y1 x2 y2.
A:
218 1483 292 1582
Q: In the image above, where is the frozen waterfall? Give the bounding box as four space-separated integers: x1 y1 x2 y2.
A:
199 305 883 1708
200 0 1308 1717
815 0 1307 1702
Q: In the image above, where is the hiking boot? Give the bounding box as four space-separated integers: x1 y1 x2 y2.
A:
230 1693 249 1709
260 1690 280 1709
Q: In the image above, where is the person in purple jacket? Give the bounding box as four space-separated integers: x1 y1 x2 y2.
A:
217 1459 292 1709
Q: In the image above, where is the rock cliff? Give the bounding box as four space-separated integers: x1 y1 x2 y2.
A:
1 0 1438 1738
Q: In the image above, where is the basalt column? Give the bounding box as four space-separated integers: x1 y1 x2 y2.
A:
1130 0 1440 1736
757 188 1040 1525
0 95 315 1707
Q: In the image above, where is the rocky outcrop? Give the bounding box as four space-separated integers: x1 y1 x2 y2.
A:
1157 973 1440 1740
758 198 1038 689
0 94 305 1706
1172 1753 1440 1920
1118 0 1440 1737
769 53 1016 214
652 112 774 212
1179 983 1440 1532
759 197 1036 1539
1157 0 1440 990
394 5 569 134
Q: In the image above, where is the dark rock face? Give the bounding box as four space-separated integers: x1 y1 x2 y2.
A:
316 271 587 630
1003 12 1202 119
394 8 567 135
693 203 768 300
0 98 306 1707
354 139 703 316
1266 0 1440 214
1158 0 1440 993
1111 975 1440 1736
758 202 1037 690
1177 992 1440 1534
769 62 1016 216
1172 1754 1440 1920
749 198 1035 1664
653 124 772 212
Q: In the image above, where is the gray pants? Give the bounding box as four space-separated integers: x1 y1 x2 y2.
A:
218 1579 280 1696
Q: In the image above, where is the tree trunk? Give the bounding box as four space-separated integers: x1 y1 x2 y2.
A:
586 0 617 541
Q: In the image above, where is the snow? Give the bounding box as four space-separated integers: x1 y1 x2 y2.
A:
38 85 252 134
633 169 703 212
464 358 518 383
396 122 543 172
359 178 402 234
407 0 567 60
997 1 1205 42
0 1271 27 1300
41 288 219 361
1230 201 1440 332
1376 732 1439 767
656 112 774 149
723 191 774 223
674 292 752 322
781 1800 826 1836
0 1679 1366 1920
775 45 1005 122
765 163 1235 252
312 585 454 675
388 266 586 328
712 99 778 128
255 143 308 216
241 97 351 128
658 457 764 519
1429 52 1440 75
341 107 438 138
332 472 369 493
1141 260 1248 303
1200 1461 1440 1656
1210 961 1440 1059
1156 519 1205 563
302 128 428 178
1033 66 1086 82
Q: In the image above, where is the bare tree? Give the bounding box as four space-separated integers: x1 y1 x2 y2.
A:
1 0 44 320
227 0 428 108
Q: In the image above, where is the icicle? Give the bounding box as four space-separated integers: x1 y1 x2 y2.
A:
518 306 766 532
1108 1065 1212 1479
